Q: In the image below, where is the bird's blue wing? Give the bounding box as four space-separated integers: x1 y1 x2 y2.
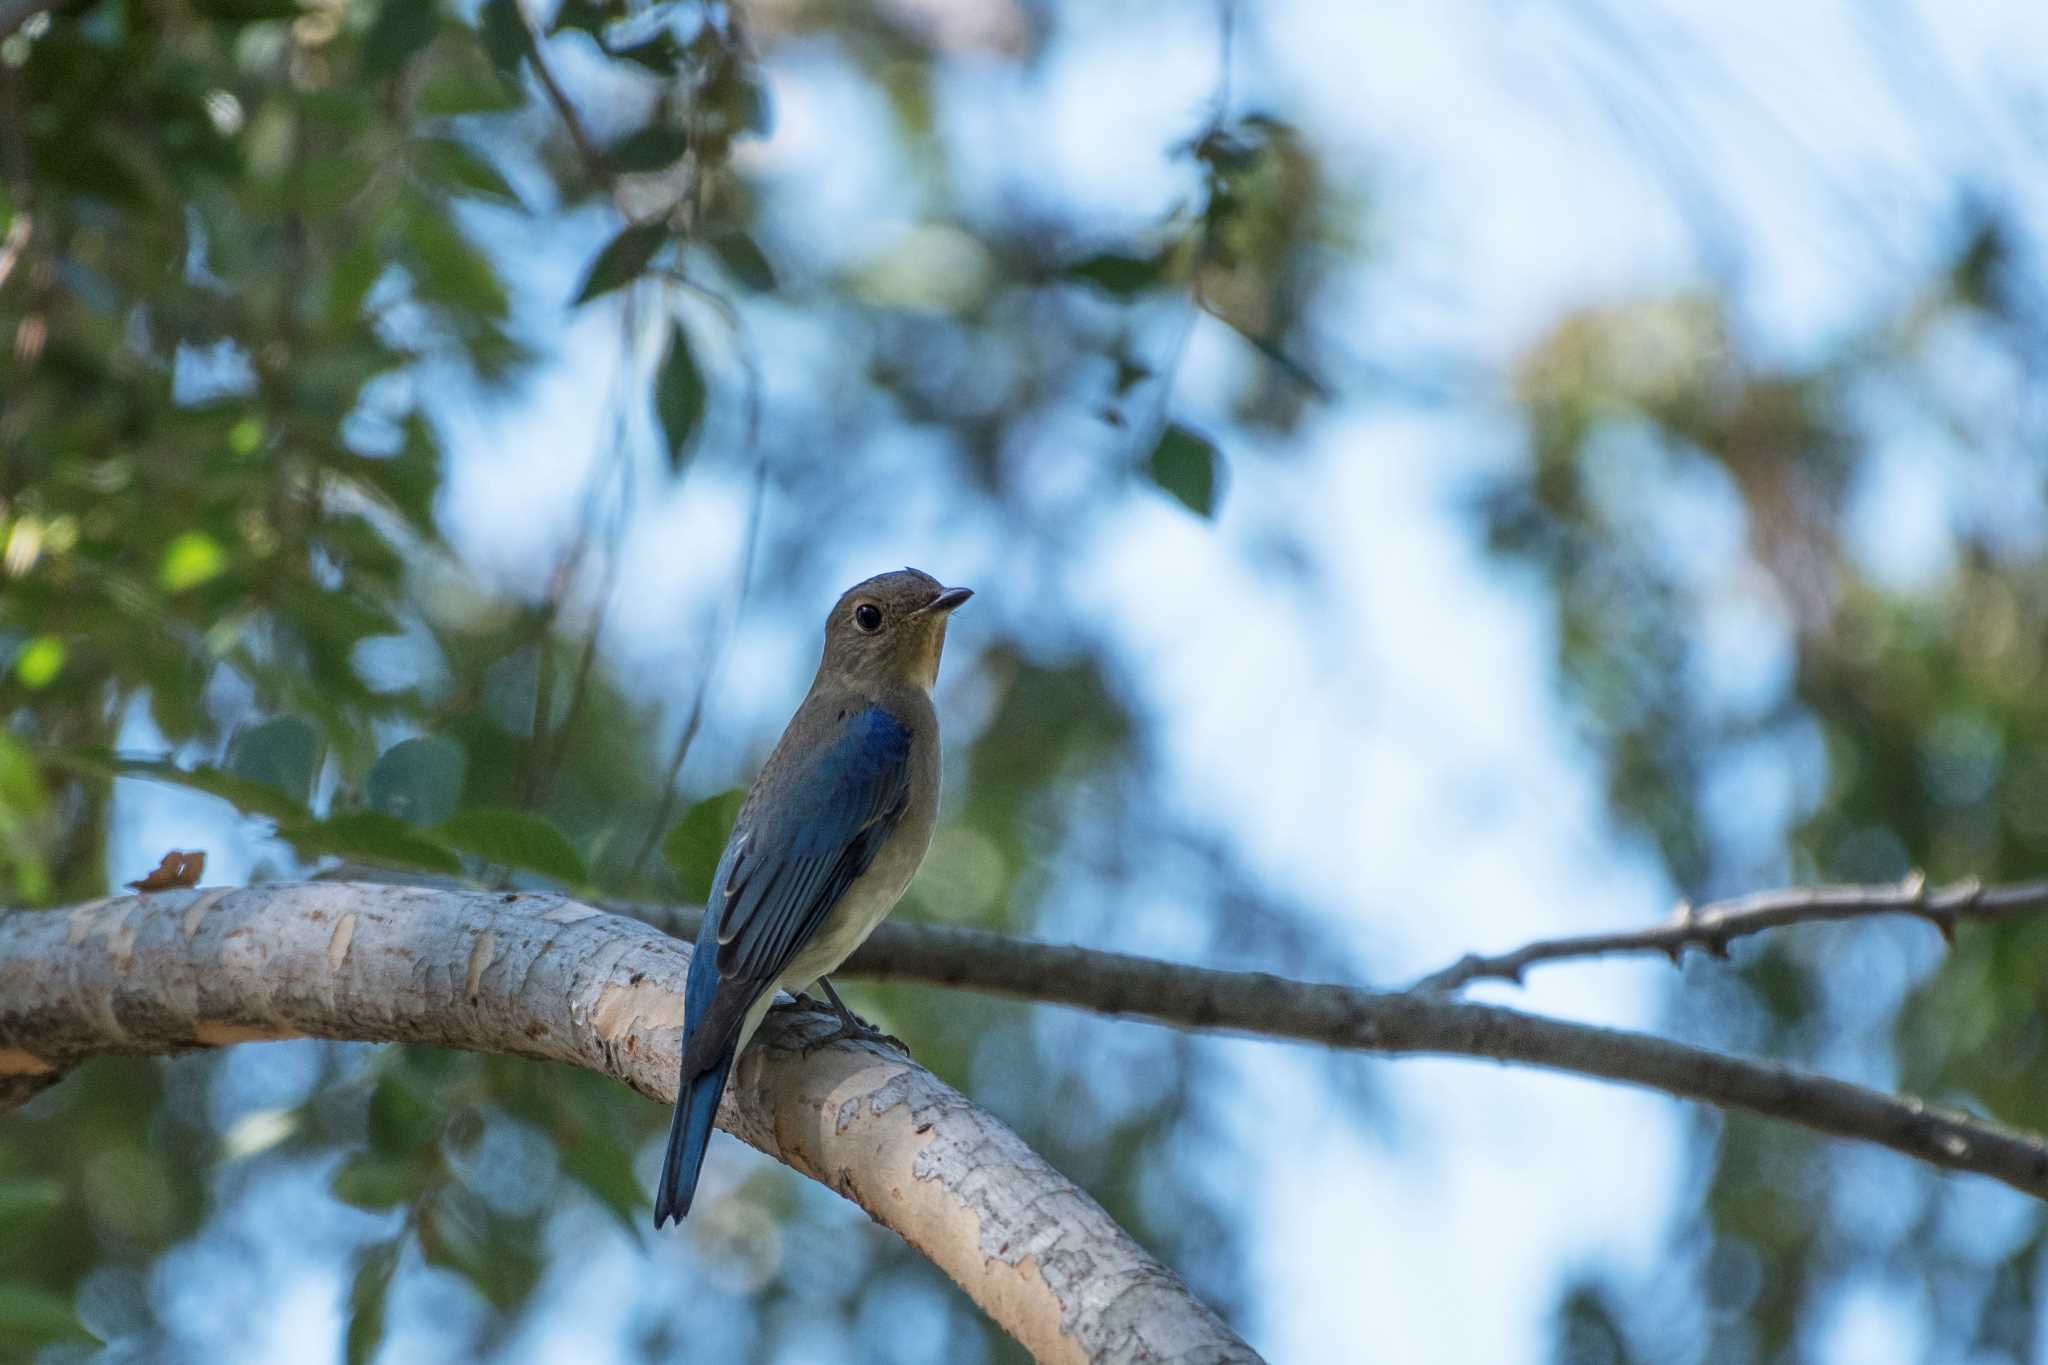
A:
657 704 913 1224
679 704 913 1073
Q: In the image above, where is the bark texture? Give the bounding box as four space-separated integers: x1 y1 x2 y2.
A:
0 883 1259 1365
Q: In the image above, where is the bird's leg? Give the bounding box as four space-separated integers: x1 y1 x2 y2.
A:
817 977 867 1032
801 977 910 1056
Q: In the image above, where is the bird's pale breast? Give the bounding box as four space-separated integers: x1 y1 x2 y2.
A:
780 814 933 991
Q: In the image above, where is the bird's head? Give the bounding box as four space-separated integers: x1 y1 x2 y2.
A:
819 568 973 692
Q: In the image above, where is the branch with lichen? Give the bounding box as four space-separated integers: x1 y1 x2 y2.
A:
0 884 1256 1365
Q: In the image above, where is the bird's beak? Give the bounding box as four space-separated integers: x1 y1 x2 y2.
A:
920 586 974 615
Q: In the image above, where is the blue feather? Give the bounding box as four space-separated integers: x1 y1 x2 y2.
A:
654 915 734 1225
653 704 914 1225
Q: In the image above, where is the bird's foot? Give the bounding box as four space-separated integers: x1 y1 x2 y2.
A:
802 1013 911 1057
790 977 911 1057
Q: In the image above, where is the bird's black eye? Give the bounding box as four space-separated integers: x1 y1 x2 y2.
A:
853 603 883 633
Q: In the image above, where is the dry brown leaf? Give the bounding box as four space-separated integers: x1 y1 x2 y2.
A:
127 850 206 892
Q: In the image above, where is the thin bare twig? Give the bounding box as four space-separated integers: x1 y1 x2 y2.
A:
622 452 768 886
512 0 612 189
1408 874 2048 993
528 333 640 807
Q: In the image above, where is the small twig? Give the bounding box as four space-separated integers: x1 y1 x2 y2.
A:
622 677 710 884
1127 0 1235 454
1408 874 2045 993
531 338 640 804
621 451 768 887
516 603 558 810
513 0 613 189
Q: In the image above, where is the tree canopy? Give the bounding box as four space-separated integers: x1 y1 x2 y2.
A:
4 1 2048 1362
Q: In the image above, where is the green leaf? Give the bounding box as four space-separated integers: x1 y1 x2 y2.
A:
361 0 441 80
0 1283 97 1346
1067 250 1166 298
433 808 587 884
661 788 744 901
572 221 669 305
367 1068 442 1156
559 1129 645 1240
192 0 309 19
0 734 45 821
367 736 468 826
227 716 321 806
700 57 772 138
415 56 525 115
299 147 381 218
403 203 509 320
708 231 776 292
12 635 63 689
145 763 310 822
417 1185 540 1309
412 138 521 207
1145 422 1223 518
0 1177 63 1222
326 237 383 327
475 0 533 76
606 125 689 174
734 72 774 136
280 812 464 875
654 321 707 473
331 1152 429 1210
550 0 612 37
160 531 227 591
346 1242 400 1365
0 734 50 902
46 749 314 823
609 32 682 76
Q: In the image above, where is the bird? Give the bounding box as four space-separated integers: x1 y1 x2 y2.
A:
653 567 973 1227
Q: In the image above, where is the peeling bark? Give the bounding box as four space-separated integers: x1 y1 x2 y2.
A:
0 883 1258 1365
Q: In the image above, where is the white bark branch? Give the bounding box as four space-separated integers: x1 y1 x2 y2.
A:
0 883 1258 1365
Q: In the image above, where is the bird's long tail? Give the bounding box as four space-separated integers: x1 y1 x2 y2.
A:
654 1041 735 1227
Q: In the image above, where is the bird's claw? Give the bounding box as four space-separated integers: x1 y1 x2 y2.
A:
799 1011 910 1058
780 977 910 1056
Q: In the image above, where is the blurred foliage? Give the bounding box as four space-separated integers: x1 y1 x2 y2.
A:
9 0 2038 1361
1492 205 2048 1360
0 0 1346 1361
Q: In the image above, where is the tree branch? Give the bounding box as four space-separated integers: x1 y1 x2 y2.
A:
0 884 1257 1365
591 890 2048 1200
1407 874 2048 992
